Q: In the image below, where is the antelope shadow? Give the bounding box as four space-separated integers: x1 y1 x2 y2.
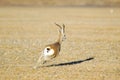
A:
45 57 94 67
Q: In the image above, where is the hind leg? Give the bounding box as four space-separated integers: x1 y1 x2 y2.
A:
33 53 45 69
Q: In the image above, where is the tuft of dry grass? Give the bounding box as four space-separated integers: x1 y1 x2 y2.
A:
0 7 120 80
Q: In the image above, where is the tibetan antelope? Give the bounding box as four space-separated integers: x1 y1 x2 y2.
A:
33 23 66 69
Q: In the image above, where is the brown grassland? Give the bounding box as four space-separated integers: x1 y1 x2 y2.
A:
0 7 120 80
0 0 120 6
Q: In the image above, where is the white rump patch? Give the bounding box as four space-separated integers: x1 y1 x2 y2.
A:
43 47 54 56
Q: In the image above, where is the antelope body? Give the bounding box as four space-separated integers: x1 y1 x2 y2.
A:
33 23 66 69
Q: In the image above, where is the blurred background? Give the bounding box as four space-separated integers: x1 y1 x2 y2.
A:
0 0 120 7
0 0 120 80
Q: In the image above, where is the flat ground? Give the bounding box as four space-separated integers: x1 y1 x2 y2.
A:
0 7 120 80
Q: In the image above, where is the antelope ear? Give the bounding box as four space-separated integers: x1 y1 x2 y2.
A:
62 24 65 32
63 24 65 28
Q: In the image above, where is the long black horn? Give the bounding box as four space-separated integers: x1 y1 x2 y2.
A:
55 23 62 29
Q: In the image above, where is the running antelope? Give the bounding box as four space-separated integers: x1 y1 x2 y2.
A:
33 23 66 69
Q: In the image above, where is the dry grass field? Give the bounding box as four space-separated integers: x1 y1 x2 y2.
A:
0 0 120 6
0 7 120 80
